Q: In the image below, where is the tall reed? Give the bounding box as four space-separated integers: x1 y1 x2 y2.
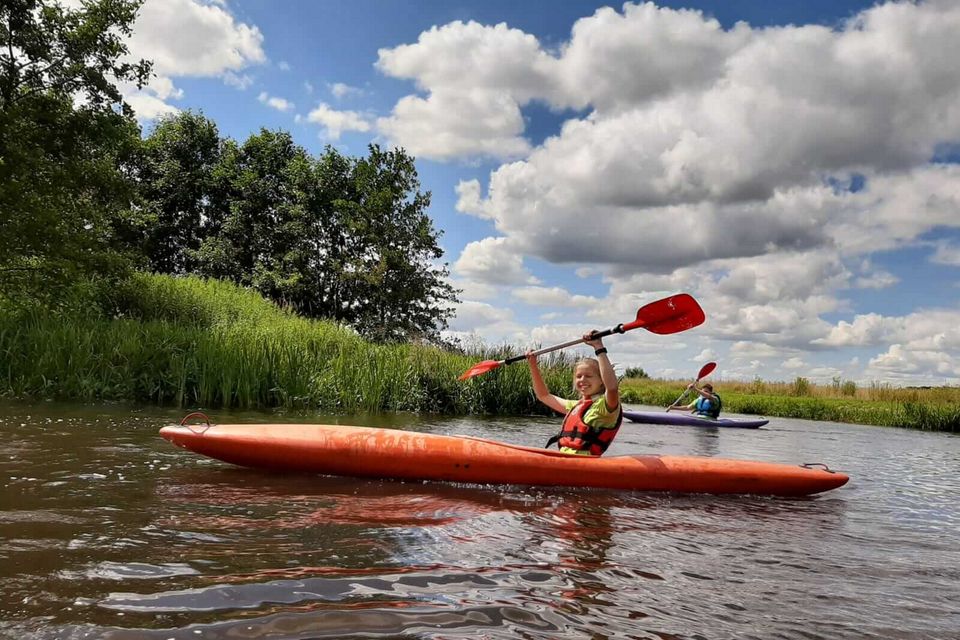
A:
0 273 570 415
4 273 957 431
621 378 960 432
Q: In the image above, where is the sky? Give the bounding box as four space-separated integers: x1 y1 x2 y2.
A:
109 0 960 386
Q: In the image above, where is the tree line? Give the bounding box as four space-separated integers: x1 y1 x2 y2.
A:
1 0 459 342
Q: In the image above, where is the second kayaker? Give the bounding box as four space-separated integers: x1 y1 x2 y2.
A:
669 382 722 419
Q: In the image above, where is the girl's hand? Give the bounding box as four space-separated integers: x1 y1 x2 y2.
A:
583 331 603 349
525 350 537 365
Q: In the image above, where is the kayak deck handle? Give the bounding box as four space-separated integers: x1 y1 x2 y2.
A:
179 411 213 434
801 462 836 473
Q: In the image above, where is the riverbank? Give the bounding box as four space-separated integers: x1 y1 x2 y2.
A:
2 273 957 431
619 380 960 432
0 273 568 416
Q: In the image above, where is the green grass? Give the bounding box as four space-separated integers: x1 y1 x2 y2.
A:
2 272 958 431
0 273 571 415
620 379 960 432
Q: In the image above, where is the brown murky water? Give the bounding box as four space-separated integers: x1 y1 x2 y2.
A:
1 401 958 639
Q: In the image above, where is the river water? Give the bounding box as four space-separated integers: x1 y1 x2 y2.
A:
1 401 958 639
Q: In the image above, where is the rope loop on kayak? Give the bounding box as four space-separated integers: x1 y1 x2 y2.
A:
801 462 835 473
179 411 213 434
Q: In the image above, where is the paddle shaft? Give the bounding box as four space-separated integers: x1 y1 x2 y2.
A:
500 325 627 366
670 387 694 409
458 293 705 381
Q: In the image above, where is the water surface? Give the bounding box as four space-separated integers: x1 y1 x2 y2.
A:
1 401 957 639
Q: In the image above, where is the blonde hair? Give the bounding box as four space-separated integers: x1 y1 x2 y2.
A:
572 358 605 394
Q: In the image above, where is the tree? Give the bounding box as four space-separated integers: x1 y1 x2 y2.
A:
192 128 315 294
187 136 459 342
135 111 224 274
330 145 459 342
0 0 152 303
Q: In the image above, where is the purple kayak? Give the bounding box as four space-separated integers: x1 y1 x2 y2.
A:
624 410 768 429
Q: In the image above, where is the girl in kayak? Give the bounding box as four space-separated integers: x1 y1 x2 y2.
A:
526 332 623 456
668 382 722 419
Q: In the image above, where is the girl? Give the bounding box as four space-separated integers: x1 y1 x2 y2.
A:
526 332 622 456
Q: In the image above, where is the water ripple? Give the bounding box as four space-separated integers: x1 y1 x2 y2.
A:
39 604 568 640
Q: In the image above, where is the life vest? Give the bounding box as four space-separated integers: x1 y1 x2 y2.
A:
694 393 722 419
546 398 623 456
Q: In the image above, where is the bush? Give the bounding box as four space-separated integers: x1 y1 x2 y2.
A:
792 376 811 397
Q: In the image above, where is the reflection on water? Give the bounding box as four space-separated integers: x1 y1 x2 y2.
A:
0 400 958 639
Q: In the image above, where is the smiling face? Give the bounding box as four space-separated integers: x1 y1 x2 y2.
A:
573 359 604 398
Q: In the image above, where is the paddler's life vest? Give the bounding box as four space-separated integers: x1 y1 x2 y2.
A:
545 398 623 456
694 393 722 419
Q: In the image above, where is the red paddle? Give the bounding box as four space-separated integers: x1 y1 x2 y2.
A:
458 293 705 381
666 361 717 411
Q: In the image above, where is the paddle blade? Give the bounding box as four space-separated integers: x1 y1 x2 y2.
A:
458 360 504 381
623 293 705 334
697 361 717 381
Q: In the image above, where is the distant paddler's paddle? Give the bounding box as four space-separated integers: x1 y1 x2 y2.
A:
458 293 705 381
666 361 717 411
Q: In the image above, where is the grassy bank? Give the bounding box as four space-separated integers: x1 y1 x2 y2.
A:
0 273 570 415
2 273 958 431
620 379 960 432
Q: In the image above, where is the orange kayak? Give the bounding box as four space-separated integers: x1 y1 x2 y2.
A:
159 422 849 497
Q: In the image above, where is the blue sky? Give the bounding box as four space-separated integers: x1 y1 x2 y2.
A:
118 0 960 386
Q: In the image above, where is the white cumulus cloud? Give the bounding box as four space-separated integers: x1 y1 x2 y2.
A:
453 237 539 286
306 103 372 140
258 92 294 112
122 0 266 119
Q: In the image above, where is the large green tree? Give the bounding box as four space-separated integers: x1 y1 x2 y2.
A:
327 145 459 342
192 128 315 292
135 111 225 274
0 0 151 304
188 137 458 341
134 114 459 342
